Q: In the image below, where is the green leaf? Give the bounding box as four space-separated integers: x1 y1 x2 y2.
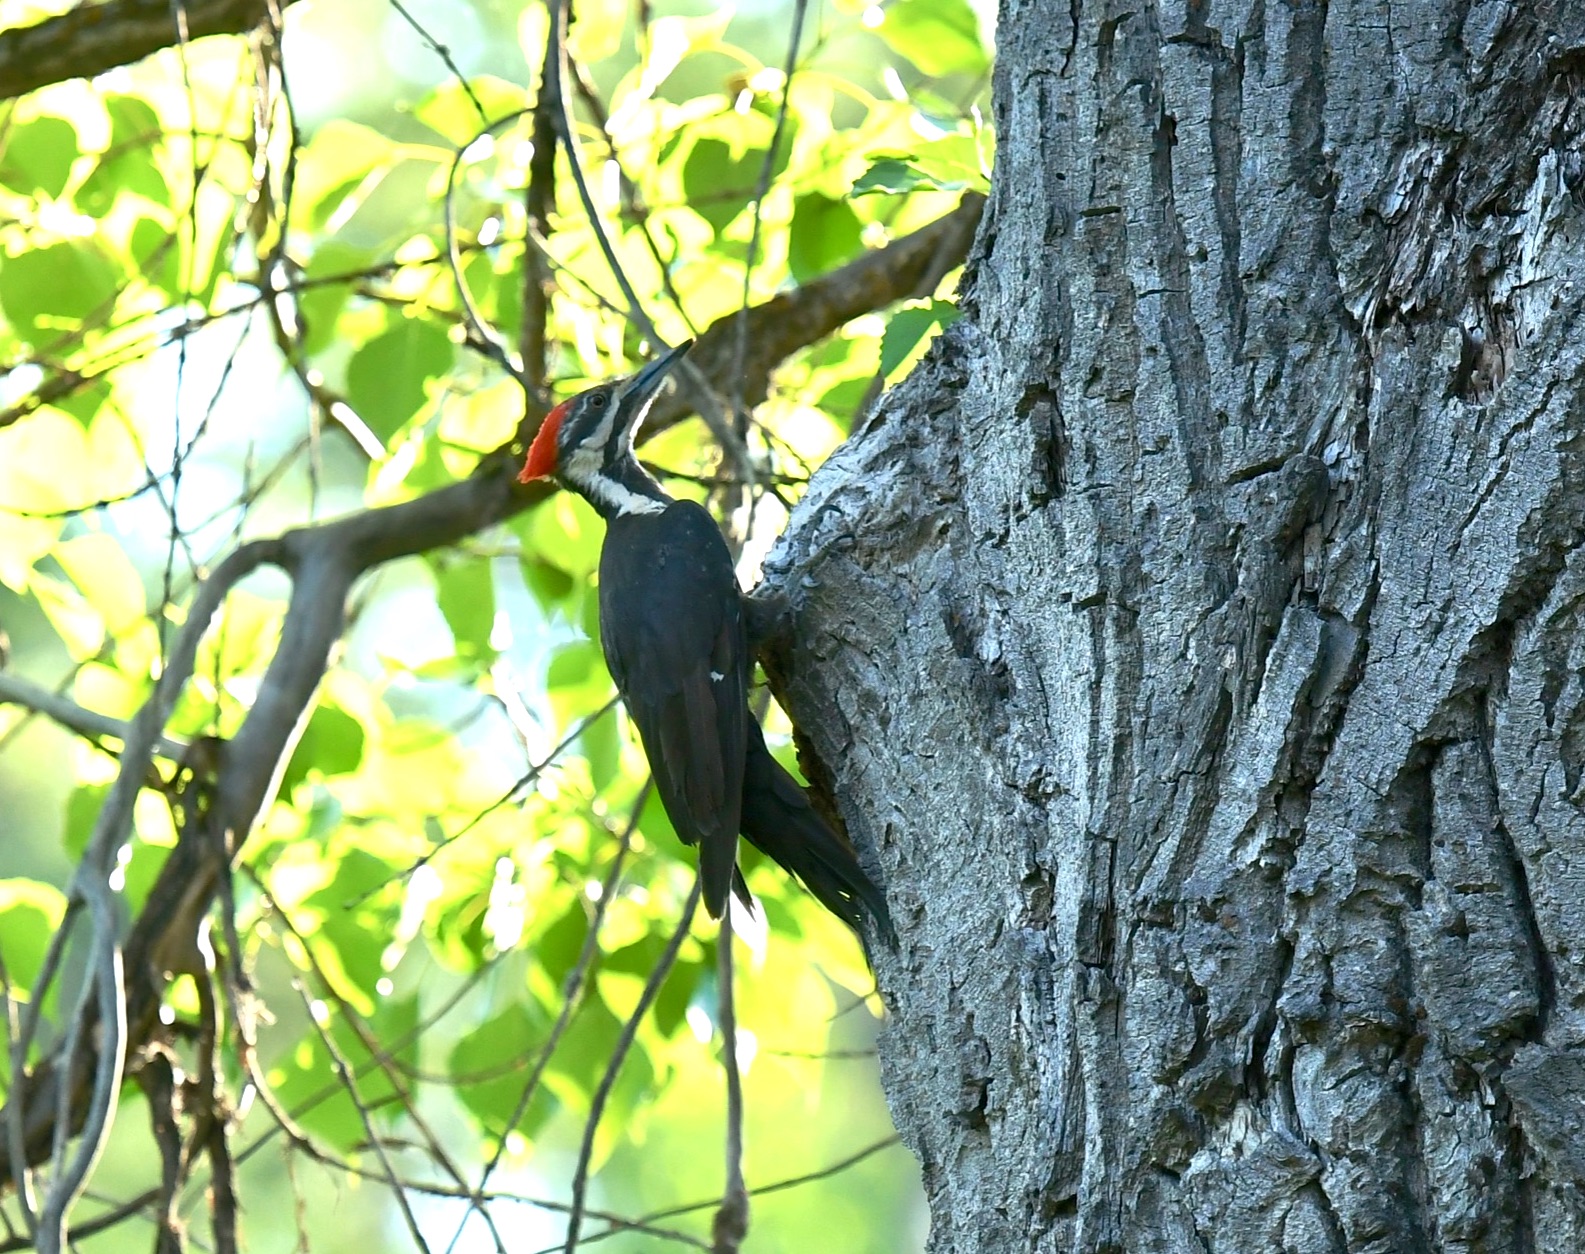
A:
607 943 701 1039
682 136 758 233
54 377 112 429
269 1030 360 1150
546 995 627 1100
524 493 605 583
105 95 160 143
63 783 113 861
853 158 939 197
412 76 529 146
521 556 576 609
0 879 68 995
880 298 959 377
902 131 988 188
537 901 591 985
305 848 402 1013
547 640 599 691
77 98 169 215
281 703 366 796
128 216 181 298
451 1001 557 1138
345 314 455 444
0 241 120 349
119 838 171 914
581 709 620 791
788 193 865 283
0 116 79 199
77 149 167 216
434 557 496 663
637 782 678 851
873 0 991 78
293 120 394 233
297 241 367 357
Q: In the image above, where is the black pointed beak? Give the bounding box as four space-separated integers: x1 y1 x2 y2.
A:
623 339 693 405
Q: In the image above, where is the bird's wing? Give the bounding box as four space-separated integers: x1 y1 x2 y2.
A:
599 502 747 916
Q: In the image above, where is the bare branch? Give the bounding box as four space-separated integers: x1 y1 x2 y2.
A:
644 192 985 439
0 466 546 1199
0 0 301 102
0 671 188 762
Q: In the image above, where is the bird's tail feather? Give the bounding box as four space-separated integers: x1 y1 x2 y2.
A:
738 723 896 946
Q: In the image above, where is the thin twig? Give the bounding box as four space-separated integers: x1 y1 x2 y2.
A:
542 0 746 471
442 780 651 1254
731 0 808 428
0 672 189 762
349 694 622 908
294 981 433 1254
562 879 703 1254
710 916 748 1253
445 108 533 385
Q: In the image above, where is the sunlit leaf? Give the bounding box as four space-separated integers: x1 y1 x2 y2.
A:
412 76 529 146
30 571 105 660
434 555 497 665
0 115 79 199
0 879 68 996
0 514 59 591
281 702 367 795
0 241 120 349
789 192 865 283
345 313 455 443
294 120 396 233
880 297 959 377
55 532 147 637
873 0 991 78
76 95 168 215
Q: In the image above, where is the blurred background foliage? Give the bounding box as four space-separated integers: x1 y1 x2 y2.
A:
0 0 991 1249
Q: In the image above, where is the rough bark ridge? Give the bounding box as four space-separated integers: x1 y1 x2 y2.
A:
761 1 1585 1250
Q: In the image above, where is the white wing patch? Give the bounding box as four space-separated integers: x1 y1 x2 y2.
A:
710 671 725 683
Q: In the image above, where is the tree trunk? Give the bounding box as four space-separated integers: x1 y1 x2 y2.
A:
763 2 1585 1249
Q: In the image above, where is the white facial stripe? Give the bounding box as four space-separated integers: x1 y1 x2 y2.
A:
591 478 667 516
569 403 618 459
563 460 666 516
564 445 604 481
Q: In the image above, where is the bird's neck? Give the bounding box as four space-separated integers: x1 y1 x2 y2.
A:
564 449 672 519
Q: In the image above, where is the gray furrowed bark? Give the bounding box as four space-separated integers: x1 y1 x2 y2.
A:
761 1 1585 1250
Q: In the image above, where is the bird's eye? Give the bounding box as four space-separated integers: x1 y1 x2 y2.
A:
589 391 608 409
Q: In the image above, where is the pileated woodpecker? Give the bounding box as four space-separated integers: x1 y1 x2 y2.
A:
519 341 892 942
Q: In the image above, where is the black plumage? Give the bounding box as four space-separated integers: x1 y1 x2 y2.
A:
519 343 892 942
599 502 747 916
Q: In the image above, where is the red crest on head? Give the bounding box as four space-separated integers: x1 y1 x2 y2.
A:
520 399 572 483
